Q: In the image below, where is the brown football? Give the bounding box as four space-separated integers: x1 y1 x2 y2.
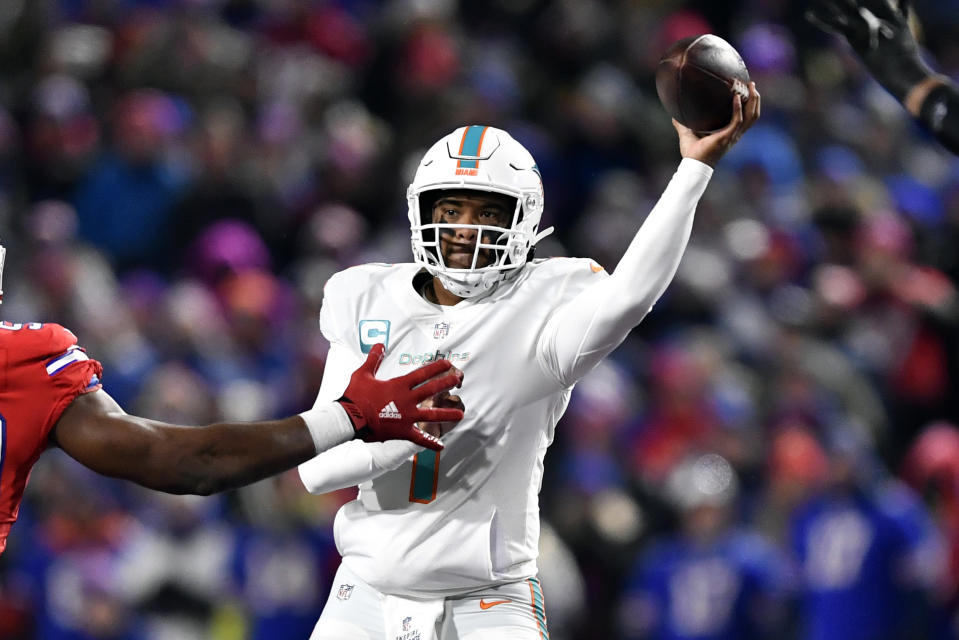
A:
655 34 750 134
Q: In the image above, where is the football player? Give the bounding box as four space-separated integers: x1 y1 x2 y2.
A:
297 84 761 639
0 238 466 556
790 428 944 640
807 0 959 154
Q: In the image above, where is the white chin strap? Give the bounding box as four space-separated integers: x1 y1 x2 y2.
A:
532 226 555 244
434 269 502 299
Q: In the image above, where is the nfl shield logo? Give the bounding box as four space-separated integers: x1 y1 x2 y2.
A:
337 584 354 601
402 617 412 632
433 321 449 340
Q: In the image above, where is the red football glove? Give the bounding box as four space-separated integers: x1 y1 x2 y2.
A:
337 343 464 451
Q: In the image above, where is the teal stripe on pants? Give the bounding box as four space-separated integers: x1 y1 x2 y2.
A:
528 577 549 639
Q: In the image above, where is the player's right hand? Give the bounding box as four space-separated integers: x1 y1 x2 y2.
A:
417 390 465 439
337 343 464 451
675 81 761 167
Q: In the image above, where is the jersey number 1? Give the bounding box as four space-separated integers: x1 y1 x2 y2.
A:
409 451 440 503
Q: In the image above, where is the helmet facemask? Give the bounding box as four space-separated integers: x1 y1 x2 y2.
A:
407 126 552 299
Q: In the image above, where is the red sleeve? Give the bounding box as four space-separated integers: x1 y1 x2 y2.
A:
0 322 104 445
0 322 104 553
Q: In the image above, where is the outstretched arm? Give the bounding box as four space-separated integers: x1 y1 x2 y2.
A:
53 390 322 495
541 86 761 386
807 0 959 154
52 345 464 495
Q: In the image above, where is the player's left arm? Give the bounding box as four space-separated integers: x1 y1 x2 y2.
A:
297 273 464 494
541 86 760 385
297 343 439 494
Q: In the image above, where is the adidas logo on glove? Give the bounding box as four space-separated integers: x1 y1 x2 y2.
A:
378 401 402 420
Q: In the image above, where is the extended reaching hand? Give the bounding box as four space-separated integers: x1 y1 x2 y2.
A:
674 81 761 167
806 0 929 102
337 343 465 451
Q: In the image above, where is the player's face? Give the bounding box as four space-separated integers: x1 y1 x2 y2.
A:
431 191 514 269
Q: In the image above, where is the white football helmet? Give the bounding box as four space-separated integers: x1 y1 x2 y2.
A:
407 125 552 298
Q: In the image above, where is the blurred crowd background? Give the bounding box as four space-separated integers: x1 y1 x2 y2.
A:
2 0 959 638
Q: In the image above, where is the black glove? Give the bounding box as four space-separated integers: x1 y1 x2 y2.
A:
806 0 929 100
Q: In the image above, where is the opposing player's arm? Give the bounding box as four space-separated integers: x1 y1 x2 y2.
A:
52 389 321 495
807 0 959 154
541 87 760 386
52 345 464 495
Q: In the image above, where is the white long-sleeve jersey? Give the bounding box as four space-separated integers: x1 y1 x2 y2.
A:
299 158 713 598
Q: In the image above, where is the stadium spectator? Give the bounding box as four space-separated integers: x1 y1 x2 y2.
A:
0 2 955 637
618 453 792 640
789 427 945 640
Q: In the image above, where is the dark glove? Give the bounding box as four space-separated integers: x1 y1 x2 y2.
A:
806 0 929 100
337 343 464 451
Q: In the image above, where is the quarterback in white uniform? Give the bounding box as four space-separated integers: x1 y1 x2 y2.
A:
300 84 761 639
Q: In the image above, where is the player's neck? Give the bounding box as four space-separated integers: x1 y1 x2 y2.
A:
423 277 464 306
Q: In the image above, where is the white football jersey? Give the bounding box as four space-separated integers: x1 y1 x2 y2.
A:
317 257 604 597
301 158 714 599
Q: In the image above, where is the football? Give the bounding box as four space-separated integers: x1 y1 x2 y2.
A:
655 34 750 134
